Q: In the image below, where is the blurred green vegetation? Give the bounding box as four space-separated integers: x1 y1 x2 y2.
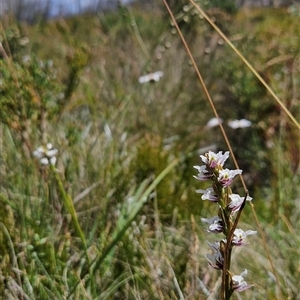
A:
0 2 299 299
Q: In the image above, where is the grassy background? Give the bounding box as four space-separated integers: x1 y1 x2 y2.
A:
0 1 299 299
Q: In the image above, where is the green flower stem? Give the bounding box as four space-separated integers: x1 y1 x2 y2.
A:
222 191 248 299
221 215 232 300
50 164 88 259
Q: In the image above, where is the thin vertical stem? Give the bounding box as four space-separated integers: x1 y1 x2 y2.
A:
50 164 88 257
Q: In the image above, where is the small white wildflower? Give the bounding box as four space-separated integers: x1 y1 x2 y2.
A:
232 269 254 292
33 146 45 159
196 187 218 202
228 193 252 213
33 143 58 166
138 71 164 84
218 168 242 187
232 229 257 246
206 117 223 129
193 165 212 181
200 151 230 168
201 216 224 233
206 241 223 270
228 119 252 129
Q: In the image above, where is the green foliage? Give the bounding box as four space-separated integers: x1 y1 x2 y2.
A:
0 17 90 150
0 5 299 299
0 57 60 129
207 0 237 14
0 196 17 275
